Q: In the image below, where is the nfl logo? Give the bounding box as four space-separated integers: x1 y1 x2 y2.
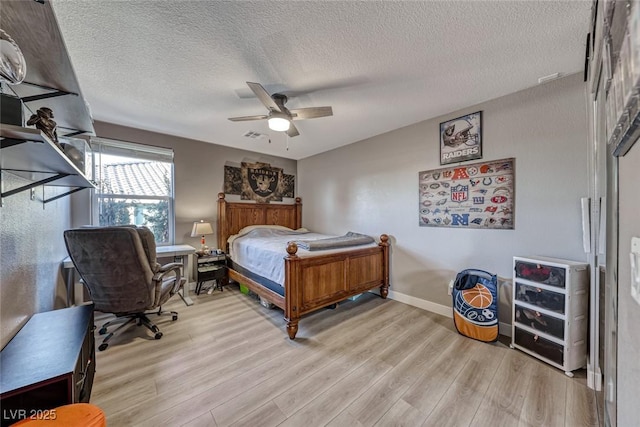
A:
451 184 468 203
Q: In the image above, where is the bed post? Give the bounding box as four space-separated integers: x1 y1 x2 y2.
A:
217 193 227 252
294 197 302 229
379 234 390 298
284 242 300 339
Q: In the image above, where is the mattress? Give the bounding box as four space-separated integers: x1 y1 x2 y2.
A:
228 259 285 296
228 226 378 287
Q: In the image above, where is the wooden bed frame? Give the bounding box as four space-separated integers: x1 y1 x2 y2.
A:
217 193 390 339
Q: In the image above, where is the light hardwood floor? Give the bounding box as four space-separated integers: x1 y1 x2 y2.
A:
90 285 600 427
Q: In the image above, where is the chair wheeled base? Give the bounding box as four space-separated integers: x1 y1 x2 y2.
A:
97 308 178 351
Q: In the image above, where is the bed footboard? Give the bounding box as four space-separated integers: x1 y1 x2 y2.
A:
284 234 390 339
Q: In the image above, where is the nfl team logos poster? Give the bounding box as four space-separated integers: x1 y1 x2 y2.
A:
440 111 482 165
418 158 515 229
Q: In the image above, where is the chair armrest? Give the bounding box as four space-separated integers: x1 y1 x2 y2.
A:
153 263 184 294
157 262 183 273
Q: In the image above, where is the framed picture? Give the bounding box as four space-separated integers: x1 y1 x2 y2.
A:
418 157 514 229
440 111 482 165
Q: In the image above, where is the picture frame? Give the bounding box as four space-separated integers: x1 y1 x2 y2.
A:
418 157 515 229
440 111 482 165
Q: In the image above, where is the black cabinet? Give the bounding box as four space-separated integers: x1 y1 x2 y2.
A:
0 305 95 426
194 253 228 294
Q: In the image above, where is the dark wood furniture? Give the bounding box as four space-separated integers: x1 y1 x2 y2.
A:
0 304 95 426
194 252 229 294
217 193 390 339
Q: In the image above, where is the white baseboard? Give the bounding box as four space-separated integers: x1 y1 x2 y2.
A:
384 289 513 338
386 289 452 318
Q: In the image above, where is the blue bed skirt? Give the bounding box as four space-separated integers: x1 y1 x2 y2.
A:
228 259 285 297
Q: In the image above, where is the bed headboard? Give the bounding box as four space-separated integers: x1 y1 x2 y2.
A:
217 192 302 252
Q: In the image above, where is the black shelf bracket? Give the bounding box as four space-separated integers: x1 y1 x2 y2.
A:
0 138 31 149
62 130 89 138
1 172 71 199
19 81 79 102
44 186 85 204
21 90 78 103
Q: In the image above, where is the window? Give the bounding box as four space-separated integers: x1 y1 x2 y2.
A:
92 138 175 245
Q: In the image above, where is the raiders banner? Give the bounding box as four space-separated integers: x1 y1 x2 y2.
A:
224 163 294 201
241 162 285 203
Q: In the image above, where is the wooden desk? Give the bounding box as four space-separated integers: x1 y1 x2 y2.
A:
62 244 196 307
156 244 196 306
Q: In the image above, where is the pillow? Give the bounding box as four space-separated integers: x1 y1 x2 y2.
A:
236 224 294 235
227 225 309 257
228 225 293 250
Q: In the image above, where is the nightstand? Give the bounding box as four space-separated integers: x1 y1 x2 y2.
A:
194 252 228 294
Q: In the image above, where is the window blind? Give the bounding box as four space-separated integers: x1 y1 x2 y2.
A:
91 137 174 163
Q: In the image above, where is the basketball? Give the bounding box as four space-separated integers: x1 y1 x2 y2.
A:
462 284 493 309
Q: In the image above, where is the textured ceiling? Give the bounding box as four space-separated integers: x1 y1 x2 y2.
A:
50 0 591 160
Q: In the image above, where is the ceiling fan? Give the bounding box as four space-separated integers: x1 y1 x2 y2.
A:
228 82 333 137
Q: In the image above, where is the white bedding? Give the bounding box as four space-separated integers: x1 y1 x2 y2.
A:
228 227 378 286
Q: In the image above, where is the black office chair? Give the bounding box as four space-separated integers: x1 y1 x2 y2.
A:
64 226 185 351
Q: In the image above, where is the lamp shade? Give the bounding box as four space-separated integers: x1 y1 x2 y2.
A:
191 221 213 237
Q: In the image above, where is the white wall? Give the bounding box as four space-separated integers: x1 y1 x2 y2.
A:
299 73 589 322
0 174 71 348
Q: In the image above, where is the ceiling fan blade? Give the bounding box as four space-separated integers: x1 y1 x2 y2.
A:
289 106 333 120
286 123 300 137
246 82 281 112
228 114 269 122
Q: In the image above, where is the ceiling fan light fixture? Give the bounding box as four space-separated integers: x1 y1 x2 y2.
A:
268 114 290 132
228 82 332 137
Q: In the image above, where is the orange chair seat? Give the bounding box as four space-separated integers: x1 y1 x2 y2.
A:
11 403 105 427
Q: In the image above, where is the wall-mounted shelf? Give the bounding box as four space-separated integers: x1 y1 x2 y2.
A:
0 0 97 206
1 124 95 204
0 0 95 136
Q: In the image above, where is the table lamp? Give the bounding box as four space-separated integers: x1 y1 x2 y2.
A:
191 220 214 252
